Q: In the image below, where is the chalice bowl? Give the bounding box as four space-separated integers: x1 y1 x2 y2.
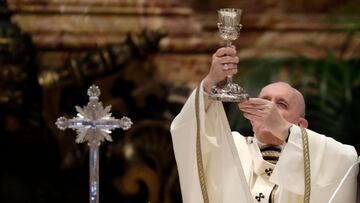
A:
209 8 249 102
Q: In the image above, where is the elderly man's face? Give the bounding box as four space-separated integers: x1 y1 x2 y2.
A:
251 82 305 143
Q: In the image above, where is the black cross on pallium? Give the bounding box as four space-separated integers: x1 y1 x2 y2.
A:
255 193 265 202
265 168 273 176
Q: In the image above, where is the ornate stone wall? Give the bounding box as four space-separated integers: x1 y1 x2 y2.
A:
8 0 360 84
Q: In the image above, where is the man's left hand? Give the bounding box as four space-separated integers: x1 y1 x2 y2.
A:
239 98 292 142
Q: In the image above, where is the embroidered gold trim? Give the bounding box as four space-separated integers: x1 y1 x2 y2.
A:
301 127 311 203
195 86 210 203
261 151 281 157
269 185 278 203
266 160 278 165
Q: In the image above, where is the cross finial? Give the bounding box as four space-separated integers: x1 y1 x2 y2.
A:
55 85 133 145
87 85 101 98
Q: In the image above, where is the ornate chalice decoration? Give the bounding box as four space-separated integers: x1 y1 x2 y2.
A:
209 8 249 102
55 85 133 203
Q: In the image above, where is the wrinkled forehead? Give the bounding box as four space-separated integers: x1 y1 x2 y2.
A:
259 82 306 117
258 82 295 100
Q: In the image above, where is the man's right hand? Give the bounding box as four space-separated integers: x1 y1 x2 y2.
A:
203 47 239 93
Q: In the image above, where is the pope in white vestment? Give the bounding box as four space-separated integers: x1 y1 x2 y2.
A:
170 47 358 203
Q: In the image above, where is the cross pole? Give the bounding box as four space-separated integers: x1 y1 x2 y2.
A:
55 85 133 203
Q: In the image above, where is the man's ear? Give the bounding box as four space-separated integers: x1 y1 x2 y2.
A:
298 118 308 128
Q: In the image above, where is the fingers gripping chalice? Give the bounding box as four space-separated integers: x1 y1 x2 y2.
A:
209 8 249 103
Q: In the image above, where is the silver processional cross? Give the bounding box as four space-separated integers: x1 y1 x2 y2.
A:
55 85 133 203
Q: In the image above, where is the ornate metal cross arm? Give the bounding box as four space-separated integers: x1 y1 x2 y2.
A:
55 85 133 203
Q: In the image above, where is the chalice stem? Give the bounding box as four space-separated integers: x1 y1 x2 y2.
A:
226 40 234 84
226 40 232 47
227 75 233 84
89 142 100 203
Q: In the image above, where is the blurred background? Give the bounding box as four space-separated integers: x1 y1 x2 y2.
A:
0 0 359 202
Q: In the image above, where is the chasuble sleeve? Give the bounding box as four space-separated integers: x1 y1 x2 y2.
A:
170 82 232 203
171 82 253 203
170 87 203 203
270 125 358 203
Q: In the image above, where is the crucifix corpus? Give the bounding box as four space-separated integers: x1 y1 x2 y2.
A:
55 85 133 203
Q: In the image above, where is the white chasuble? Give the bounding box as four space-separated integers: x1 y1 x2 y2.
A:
170 82 358 203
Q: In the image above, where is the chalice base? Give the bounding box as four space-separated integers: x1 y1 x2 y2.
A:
209 83 249 103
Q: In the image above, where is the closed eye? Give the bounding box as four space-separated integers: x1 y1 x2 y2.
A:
276 100 289 109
